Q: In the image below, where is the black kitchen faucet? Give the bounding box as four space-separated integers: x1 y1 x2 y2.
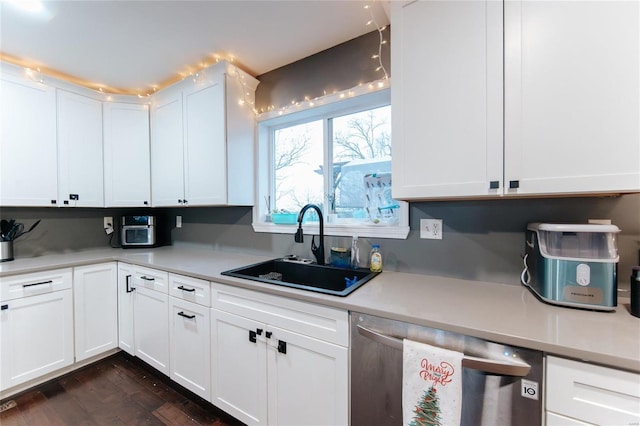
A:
295 204 325 265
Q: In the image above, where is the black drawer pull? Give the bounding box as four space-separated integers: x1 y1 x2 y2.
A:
509 180 520 189
266 331 272 339
256 328 263 335
1 304 8 310
278 340 287 354
177 286 196 292
177 311 195 319
489 180 500 189
249 330 257 343
69 194 79 200
140 276 155 281
23 280 53 288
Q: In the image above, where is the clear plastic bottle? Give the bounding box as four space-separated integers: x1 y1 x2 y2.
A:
350 235 360 269
370 244 382 272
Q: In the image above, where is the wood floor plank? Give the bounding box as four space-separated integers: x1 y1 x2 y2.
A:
0 353 245 426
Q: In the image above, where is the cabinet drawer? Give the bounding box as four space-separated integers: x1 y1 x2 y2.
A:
546 356 640 425
0 268 72 302
211 282 349 347
130 265 168 293
169 273 210 307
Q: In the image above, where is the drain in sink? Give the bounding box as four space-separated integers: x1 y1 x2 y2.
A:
258 272 283 281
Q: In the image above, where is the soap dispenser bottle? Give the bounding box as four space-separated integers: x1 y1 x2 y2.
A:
350 235 360 269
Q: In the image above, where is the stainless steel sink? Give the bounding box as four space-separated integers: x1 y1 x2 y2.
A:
221 258 379 296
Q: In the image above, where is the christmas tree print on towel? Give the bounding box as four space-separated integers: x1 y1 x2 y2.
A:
410 385 441 426
402 339 464 426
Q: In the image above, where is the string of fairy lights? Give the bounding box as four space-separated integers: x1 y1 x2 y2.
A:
19 2 389 113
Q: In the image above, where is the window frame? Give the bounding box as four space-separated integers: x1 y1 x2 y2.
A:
253 85 409 239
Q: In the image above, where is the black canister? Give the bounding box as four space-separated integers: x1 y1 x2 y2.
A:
631 266 640 318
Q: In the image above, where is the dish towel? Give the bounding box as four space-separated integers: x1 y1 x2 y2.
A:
402 339 464 426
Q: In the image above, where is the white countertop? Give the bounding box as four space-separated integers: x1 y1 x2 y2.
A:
2 244 638 373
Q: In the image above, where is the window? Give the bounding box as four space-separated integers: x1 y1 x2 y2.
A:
254 88 409 239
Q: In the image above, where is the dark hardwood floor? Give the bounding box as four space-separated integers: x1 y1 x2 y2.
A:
0 352 245 426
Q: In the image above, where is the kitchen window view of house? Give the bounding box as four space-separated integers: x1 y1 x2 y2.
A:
257 90 409 239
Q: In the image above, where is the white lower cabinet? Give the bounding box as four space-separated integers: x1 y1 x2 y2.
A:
0 269 74 391
117 263 170 375
212 309 268 424
169 273 211 400
546 355 640 425
73 263 118 362
211 282 349 426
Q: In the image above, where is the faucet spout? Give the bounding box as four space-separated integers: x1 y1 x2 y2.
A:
295 204 325 265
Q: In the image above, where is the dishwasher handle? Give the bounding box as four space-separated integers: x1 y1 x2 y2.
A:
356 324 531 377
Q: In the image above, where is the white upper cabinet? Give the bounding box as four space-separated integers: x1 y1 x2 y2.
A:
391 0 504 199
103 102 151 207
150 61 259 207
150 85 185 207
57 89 104 207
392 0 640 200
0 72 58 207
504 0 640 196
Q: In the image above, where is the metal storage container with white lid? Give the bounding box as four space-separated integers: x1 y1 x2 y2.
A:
521 223 620 311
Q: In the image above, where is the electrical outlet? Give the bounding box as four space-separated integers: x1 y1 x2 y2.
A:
420 219 443 240
176 215 182 228
103 217 114 235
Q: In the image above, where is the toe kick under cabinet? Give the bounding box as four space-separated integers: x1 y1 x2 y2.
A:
211 282 349 426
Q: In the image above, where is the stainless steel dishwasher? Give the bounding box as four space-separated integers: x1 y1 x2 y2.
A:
350 312 543 425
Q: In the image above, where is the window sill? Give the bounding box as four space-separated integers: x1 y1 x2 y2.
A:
252 222 410 239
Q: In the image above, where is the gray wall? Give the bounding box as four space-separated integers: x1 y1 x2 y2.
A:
2 29 639 292
255 29 391 112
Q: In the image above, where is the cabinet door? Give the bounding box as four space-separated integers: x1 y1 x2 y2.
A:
183 75 227 206
391 0 504 199
103 102 151 207
0 289 74 390
134 286 169 375
73 263 118 362
117 263 135 356
57 89 104 207
211 309 268 425
266 326 348 426
0 74 57 206
169 297 210 400
504 1 640 195
151 87 185 207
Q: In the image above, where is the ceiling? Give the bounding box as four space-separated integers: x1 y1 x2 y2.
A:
0 0 389 95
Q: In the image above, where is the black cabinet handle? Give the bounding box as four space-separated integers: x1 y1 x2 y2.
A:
177 311 195 319
63 200 69 205
177 286 195 292
509 180 520 189
1 304 8 310
256 328 263 336
489 180 500 189
23 280 53 288
69 194 79 200
50 200 56 205
249 330 257 343
278 340 287 354
265 331 272 339
143 201 148 205
140 276 155 281
125 274 135 293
